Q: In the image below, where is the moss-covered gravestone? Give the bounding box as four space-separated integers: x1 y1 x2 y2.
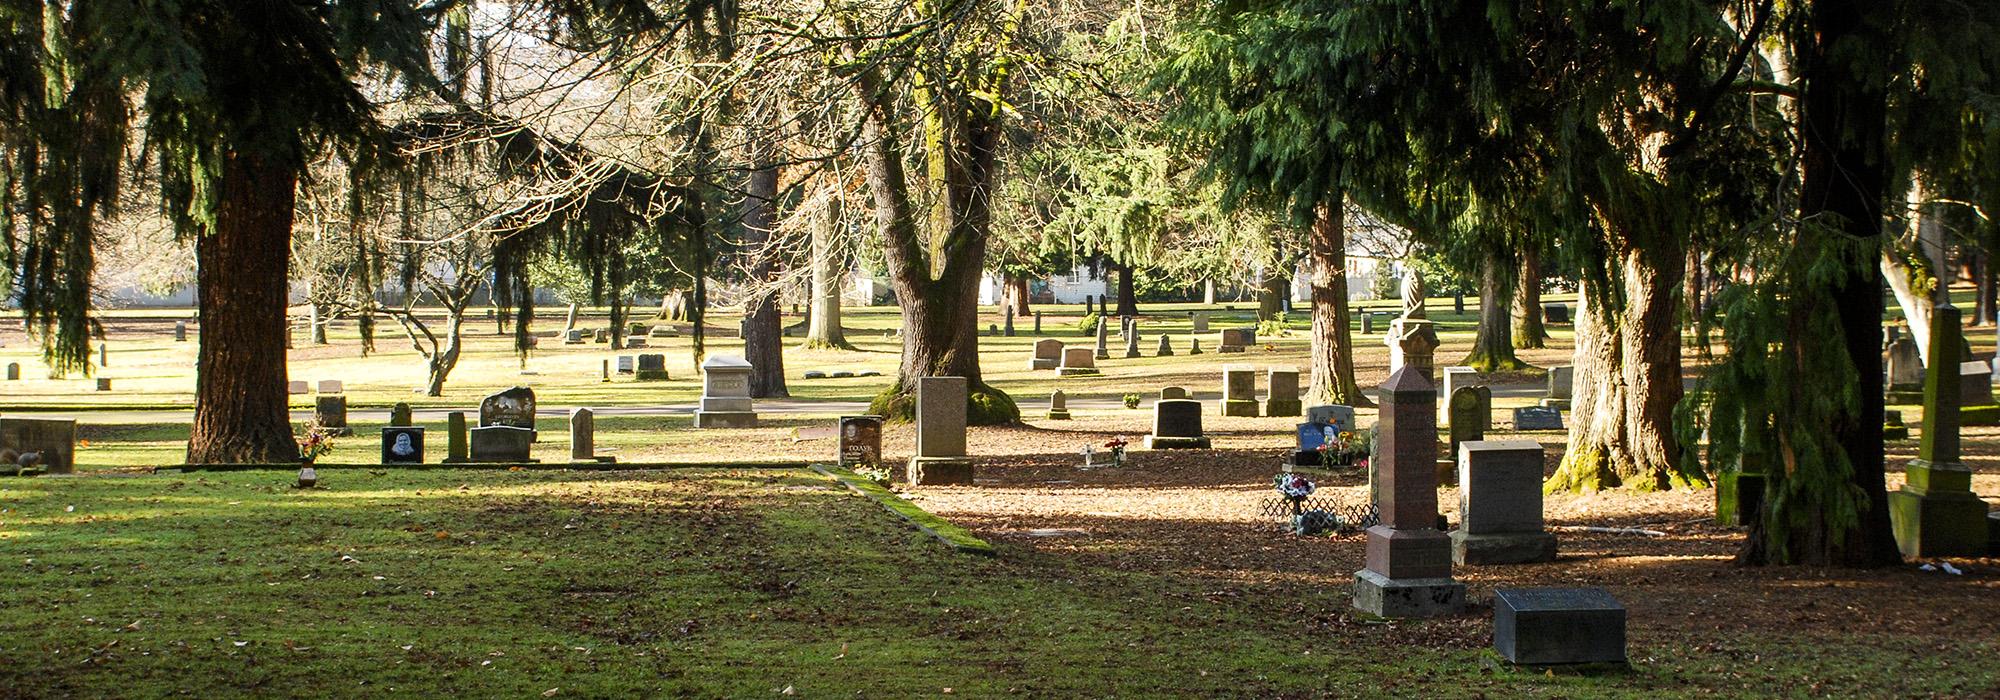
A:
1888 304 1993 558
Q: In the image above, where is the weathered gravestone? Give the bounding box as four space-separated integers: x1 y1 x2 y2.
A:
1361 312 1377 335
1029 339 1063 370
649 324 678 338
96 378 111 392
1265 367 1302 417
1453 440 1558 564
0 417 77 474
1059 347 1099 376
1188 337 1203 355
1353 366 1465 618
839 415 885 467
1543 365 1575 410
389 402 414 427
1886 335 1923 403
617 356 636 374
1218 327 1255 353
1513 406 1564 431
5 363 17 381
594 329 610 344
1095 316 1111 358
1123 325 1142 359
1221 365 1260 417
1441 367 1478 416
1889 304 1993 558
1156 334 1174 357
1445 387 1494 482
444 412 470 463
694 355 759 428
1160 386 1189 400
907 376 974 485
565 329 586 344
174 322 188 342
1191 312 1210 333
317 380 344 394
636 354 669 381
1145 399 1211 449
1307 404 1358 432
468 425 533 462
1033 311 1043 334
479 387 536 433
1004 308 1015 337
314 395 351 436
625 336 648 348
1046 390 1072 420
382 427 425 464
1960 360 1995 407
1493 588 1627 666
562 303 579 333
571 408 611 463
288 380 310 395
1542 303 1570 324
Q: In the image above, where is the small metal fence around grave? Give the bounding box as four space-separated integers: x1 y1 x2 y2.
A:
1258 494 1379 533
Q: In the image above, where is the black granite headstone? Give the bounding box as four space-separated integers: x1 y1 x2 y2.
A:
1493 588 1626 666
381 427 426 464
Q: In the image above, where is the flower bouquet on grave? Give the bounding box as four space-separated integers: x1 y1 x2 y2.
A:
297 422 336 465
1104 437 1129 467
853 462 892 487
1325 426 1372 468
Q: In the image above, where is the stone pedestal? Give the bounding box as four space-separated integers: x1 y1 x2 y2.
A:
1889 304 1993 558
695 355 759 428
1352 569 1466 619
1452 440 1558 565
1386 318 1439 383
907 376 974 485
1221 365 1260 417
1353 366 1464 618
444 412 470 463
1493 588 1627 666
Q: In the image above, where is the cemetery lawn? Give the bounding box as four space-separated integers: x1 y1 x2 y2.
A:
5 468 1999 698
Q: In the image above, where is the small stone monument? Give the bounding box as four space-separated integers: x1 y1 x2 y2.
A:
1265 367 1302 417
908 376 974 485
1058 347 1099 376
175 322 188 342
1144 399 1211 449
1123 326 1142 359
389 402 414 427
617 356 636 374
1453 440 1558 564
0 417 77 474
1155 334 1174 357
1004 307 1015 337
1307 404 1358 431
571 408 611 463
1543 365 1575 409
1889 304 1993 558
1191 312 1210 333
1218 327 1255 353
314 395 351 436
694 355 758 428
1512 406 1564 431
1447 386 1493 464
1046 391 1072 420
1161 386 1189 400
839 415 885 466
5 363 17 381
444 412 470 463
382 427 425 464
1220 365 1260 417
1361 312 1376 335
1542 303 1570 324
1094 317 1111 359
1188 337 1203 355
96 378 111 392
562 303 579 334
1960 360 1995 407
1388 319 1440 382
636 354 669 381
317 380 344 394
565 329 586 344
1493 588 1626 666
1033 311 1043 334
288 380 310 395
1352 365 1465 618
1886 335 1922 402
479 386 537 435
1030 339 1064 370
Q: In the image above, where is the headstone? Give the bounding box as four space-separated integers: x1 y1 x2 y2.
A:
1886 336 1922 396
694 355 758 428
288 380 309 395
1289 420 1339 467
1441 367 1478 409
1221 365 1260 417
625 337 648 348
1191 313 1210 333
649 325 678 338
1960 360 1994 406
389 402 414 427
1084 297 1094 315
1144 399 1211 449
444 412 469 463
174 322 188 342
1059 347 1100 376
95 378 111 392
479 387 537 438
1306 405 1357 431
1123 325 1142 359
1452 293 1465 316
1003 308 1015 337
829 370 855 378
907 376 974 485
839 415 885 466
468 425 534 462
382 427 425 464
1889 304 1993 558
1265 367 1302 416
1030 339 1064 370
636 354 668 381
987 323 999 336
1160 386 1189 400
571 408 610 462
1218 327 1255 353
1353 365 1464 618
1388 319 1440 382
1884 409 1909 440
617 356 636 374
1453 440 1558 564
1446 387 1494 472
565 329 586 344
317 380 344 394
1045 390 1071 420
98 343 107 368
1094 317 1111 359
1542 303 1570 324
1512 406 1564 431
4 363 16 380
1033 311 1042 334
314 395 351 436
1361 312 1376 335
1492 588 1626 666
1547 365 1575 401
594 328 609 343
0 417 77 474
562 303 579 333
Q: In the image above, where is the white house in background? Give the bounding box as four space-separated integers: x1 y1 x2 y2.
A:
976 264 1112 305
1288 253 1394 303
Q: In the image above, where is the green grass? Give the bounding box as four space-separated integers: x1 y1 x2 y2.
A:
2 469 1994 697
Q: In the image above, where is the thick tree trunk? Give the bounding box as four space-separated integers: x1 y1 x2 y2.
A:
1464 252 1525 371
1203 279 1216 305
804 203 854 350
1740 0 1898 567
1512 250 1547 348
1002 274 1031 316
1882 251 1935 365
187 151 300 464
1546 248 1698 492
741 158 788 397
1114 263 1139 317
1306 201 1370 407
1258 273 1286 321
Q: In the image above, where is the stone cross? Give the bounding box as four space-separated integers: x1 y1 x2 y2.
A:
1889 303 1993 557
908 376 974 485
1352 366 1464 618
1094 316 1111 359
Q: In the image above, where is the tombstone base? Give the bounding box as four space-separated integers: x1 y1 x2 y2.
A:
1220 400 1260 417
573 456 618 465
1888 484 1991 559
1029 359 1058 370
1216 345 1246 353
1962 404 2000 426
1494 588 1627 667
1058 367 1101 376
1045 409 1071 420
1885 386 1924 405
694 411 759 429
906 457 975 486
1883 423 1910 440
635 370 669 381
1143 435 1211 450
1123 349 1142 359
1351 569 1465 619
1264 399 1302 417
1538 398 1571 411
1451 530 1558 565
